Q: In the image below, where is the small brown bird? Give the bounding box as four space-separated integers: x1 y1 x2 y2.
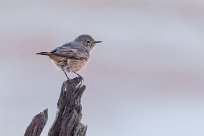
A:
37 34 102 79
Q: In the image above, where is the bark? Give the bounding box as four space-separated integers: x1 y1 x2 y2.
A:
24 77 87 136
24 109 48 136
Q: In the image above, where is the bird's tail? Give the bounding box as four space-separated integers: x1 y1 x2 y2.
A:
36 52 52 56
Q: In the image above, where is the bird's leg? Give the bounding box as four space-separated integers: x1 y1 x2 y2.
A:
62 69 69 80
60 59 70 80
73 72 84 81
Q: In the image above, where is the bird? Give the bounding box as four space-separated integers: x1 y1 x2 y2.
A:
37 34 102 79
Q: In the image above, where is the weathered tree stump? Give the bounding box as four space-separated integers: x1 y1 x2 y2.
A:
24 109 48 136
24 77 87 136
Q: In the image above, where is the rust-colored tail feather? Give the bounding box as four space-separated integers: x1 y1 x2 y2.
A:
36 52 51 56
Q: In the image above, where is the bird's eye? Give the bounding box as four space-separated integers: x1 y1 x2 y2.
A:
86 40 90 44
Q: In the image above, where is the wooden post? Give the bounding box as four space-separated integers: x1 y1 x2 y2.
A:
24 109 48 136
24 77 87 136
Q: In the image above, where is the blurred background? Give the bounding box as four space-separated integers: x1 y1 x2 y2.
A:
1 0 204 136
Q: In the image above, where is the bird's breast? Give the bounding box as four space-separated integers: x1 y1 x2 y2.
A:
68 59 88 72
49 55 89 73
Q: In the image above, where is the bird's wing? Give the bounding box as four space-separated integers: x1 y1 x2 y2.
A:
51 43 89 60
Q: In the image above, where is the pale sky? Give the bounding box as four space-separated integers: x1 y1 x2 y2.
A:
0 0 204 136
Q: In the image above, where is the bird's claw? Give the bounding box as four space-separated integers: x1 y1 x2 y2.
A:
77 75 84 82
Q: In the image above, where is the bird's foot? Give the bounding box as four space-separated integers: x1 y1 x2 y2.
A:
73 72 84 82
78 75 84 82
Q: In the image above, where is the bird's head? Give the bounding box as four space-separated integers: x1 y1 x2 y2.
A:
74 34 102 52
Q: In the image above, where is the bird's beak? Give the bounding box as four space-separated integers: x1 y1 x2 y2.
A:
94 41 102 43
